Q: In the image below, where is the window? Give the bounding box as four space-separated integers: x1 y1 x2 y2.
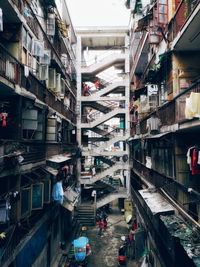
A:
22 27 33 68
40 50 51 65
39 65 49 80
157 0 168 25
43 180 51 203
31 183 44 210
32 40 44 57
21 187 31 217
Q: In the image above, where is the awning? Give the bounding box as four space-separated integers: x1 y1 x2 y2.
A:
21 167 50 181
62 187 80 211
47 154 71 163
44 166 58 177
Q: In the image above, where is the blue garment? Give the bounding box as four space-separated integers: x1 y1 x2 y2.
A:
52 182 64 204
72 237 89 262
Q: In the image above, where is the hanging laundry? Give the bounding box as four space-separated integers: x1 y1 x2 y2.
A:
24 66 29 77
0 112 8 127
0 199 10 223
0 8 3 32
185 92 200 119
186 146 200 175
52 181 64 204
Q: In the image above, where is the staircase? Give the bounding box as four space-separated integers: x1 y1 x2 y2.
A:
96 156 115 166
85 81 127 98
77 30 130 212
80 163 128 184
81 108 126 128
81 53 125 75
83 101 112 113
96 188 128 209
76 203 96 226
95 135 128 152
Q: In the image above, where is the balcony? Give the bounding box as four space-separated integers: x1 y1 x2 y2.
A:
0 142 46 174
169 0 200 50
0 44 76 124
132 159 200 216
134 79 200 135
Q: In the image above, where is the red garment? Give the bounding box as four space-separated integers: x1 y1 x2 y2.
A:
191 149 200 175
0 113 8 127
96 221 104 228
86 244 91 254
118 256 126 261
94 81 100 89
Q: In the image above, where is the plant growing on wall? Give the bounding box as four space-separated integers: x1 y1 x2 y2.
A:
184 0 191 18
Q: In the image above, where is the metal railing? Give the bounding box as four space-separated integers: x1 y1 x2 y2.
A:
170 0 200 40
0 44 76 124
132 159 200 209
135 79 200 134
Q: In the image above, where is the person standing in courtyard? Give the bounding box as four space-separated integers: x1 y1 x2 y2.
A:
96 218 104 236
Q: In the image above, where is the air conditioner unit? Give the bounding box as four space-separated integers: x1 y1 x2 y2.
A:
47 13 55 36
32 40 44 57
40 49 51 65
48 68 56 89
60 78 66 98
39 65 49 81
148 117 160 134
55 73 61 93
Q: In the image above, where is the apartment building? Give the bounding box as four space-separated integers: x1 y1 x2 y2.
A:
0 0 78 266
126 0 200 266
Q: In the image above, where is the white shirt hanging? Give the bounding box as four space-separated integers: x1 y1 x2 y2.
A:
24 66 29 77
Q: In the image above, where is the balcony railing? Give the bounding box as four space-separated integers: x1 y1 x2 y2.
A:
170 0 199 40
0 142 46 172
135 79 200 134
0 44 76 124
132 159 200 211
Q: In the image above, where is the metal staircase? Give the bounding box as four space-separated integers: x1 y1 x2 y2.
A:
81 163 128 184
81 53 125 75
81 108 126 128
96 188 128 209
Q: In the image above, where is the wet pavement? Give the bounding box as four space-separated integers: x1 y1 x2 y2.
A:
54 203 142 267
86 204 136 267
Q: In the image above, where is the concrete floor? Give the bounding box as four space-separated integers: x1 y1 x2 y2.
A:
54 203 142 267
86 204 138 267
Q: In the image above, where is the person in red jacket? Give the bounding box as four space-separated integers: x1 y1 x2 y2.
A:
96 219 104 236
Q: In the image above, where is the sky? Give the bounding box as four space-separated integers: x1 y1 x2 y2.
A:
65 0 130 27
